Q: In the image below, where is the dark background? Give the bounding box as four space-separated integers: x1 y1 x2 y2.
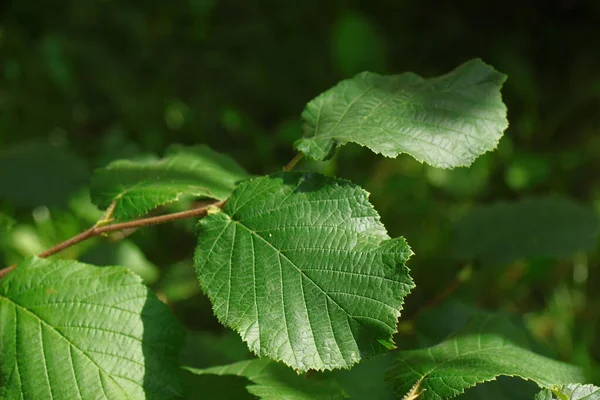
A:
1 0 599 397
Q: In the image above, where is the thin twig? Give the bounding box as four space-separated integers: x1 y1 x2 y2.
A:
0 200 225 279
283 152 304 171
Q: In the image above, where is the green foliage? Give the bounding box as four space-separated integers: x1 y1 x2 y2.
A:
194 172 414 372
90 145 249 221
0 142 89 208
453 197 600 266
186 359 347 400
1 44 598 400
388 314 584 399
0 257 185 399
296 59 508 168
536 384 600 400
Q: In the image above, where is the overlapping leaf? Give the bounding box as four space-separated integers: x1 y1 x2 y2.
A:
453 197 600 266
296 59 508 168
388 314 584 400
0 257 185 399
90 144 249 221
536 384 600 400
185 359 347 400
194 172 414 372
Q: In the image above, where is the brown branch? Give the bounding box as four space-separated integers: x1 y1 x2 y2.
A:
0 200 226 279
283 152 304 172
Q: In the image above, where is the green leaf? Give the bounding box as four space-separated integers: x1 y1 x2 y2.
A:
535 390 555 400
0 142 89 208
0 257 185 399
327 353 395 400
194 172 414 372
90 144 249 221
185 359 347 400
296 59 508 168
80 240 160 284
388 314 584 400
453 197 600 266
0 213 15 241
536 384 600 400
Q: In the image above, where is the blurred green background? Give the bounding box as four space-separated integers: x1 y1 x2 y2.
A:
1 0 599 397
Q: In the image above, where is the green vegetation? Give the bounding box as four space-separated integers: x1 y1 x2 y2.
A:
1 2 599 399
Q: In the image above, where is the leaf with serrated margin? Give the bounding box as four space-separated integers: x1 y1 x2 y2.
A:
0 257 185 399
194 172 414 372
90 144 249 221
536 384 600 400
185 359 347 400
296 59 508 168
388 314 584 400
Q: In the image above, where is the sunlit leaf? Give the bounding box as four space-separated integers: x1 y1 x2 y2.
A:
0 257 185 399
296 59 508 168
535 384 600 400
194 172 414 371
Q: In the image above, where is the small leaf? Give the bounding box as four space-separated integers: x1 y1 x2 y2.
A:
194 172 414 372
536 384 600 400
535 390 555 400
0 257 185 399
185 359 347 400
388 314 584 400
453 197 600 266
90 144 249 221
296 59 508 168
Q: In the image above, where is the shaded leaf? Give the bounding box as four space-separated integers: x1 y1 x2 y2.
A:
185 359 347 400
90 144 249 221
0 142 89 208
388 314 584 400
80 240 160 284
194 172 414 371
296 59 508 168
453 197 600 266
0 257 185 399
327 353 395 400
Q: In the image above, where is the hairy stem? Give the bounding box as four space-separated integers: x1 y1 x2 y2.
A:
0 200 226 279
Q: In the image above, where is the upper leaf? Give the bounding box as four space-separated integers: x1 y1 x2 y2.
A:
452 197 600 266
90 144 249 221
0 257 185 399
194 172 414 372
388 314 584 400
185 359 347 400
296 59 508 168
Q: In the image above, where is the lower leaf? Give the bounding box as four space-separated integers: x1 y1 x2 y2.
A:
387 314 585 400
0 257 185 399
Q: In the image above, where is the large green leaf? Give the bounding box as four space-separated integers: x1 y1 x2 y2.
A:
296 59 508 168
0 257 185 399
536 384 600 400
452 197 600 266
194 172 414 372
388 314 584 400
90 144 249 221
185 359 347 400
